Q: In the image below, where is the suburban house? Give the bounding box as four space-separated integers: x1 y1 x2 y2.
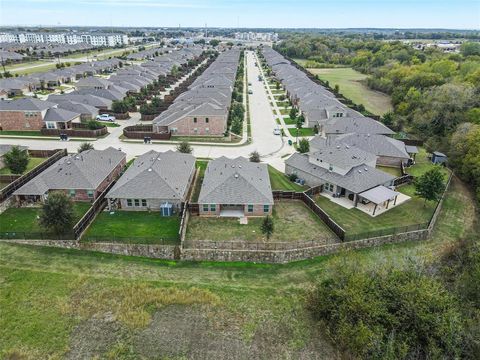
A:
75 76 113 90
13 147 126 202
0 144 28 168
285 143 400 215
0 98 81 131
198 157 274 217
310 134 414 167
152 50 239 136
106 150 196 214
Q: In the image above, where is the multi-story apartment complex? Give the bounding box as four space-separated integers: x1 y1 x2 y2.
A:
234 32 278 42
0 32 129 47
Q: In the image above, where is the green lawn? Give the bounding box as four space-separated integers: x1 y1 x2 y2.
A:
191 159 208 202
0 130 43 137
279 108 290 115
276 101 291 108
314 184 437 240
268 165 306 191
305 67 393 116
10 63 58 75
0 203 91 235
406 148 450 179
186 200 336 243
83 210 180 244
288 128 316 137
376 165 402 177
0 157 46 175
282 116 296 125
0 176 475 359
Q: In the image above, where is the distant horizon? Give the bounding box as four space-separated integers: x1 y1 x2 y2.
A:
1 0 479 29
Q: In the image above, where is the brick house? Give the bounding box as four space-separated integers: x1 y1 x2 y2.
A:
0 98 81 131
198 157 274 217
106 150 196 214
13 147 126 203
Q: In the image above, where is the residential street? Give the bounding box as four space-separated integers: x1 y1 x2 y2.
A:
0 50 295 170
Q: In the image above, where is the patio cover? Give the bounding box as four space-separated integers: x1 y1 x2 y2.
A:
359 186 399 205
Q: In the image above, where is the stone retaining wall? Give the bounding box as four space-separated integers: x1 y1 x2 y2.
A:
2 239 177 260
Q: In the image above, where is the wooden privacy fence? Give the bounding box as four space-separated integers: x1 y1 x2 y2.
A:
0 149 67 202
41 123 108 138
73 180 116 239
123 124 171 140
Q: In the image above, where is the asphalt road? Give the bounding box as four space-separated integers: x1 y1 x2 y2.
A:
0 51 295 170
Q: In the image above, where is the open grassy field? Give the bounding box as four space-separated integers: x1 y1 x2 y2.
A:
10 63 58 75
186 200 336 243
0 157 46 175
83 211 180 244
0 176 475 359
305 67 393 116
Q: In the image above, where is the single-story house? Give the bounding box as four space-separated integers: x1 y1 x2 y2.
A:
106 150 196 214
198 156 274 217
13 147 126 203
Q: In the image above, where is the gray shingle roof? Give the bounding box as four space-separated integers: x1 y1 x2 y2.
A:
286 153 394 194
0 98 56 111
43 107 80 123
0 144 28 157
198 157 274 205
107 150 195 201
13 147 125 196
333 133 410 159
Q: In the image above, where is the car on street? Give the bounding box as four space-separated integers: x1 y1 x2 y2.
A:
273 127 281 135
248 90 253 94
96 114 116 122
248 82 252 86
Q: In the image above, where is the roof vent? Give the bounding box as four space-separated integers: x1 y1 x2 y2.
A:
234 173 239 178
148 168 152 172
67 161 71 164
358 170 362 173
364 167 368 171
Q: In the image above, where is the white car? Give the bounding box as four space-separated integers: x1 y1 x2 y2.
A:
96 114 116 122
273 128 281 135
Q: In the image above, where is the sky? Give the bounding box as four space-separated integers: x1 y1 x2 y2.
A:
0 0 479 29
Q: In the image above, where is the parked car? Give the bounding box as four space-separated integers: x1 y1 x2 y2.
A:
96 114 116 122
248 90 253 94
273 127 281 135
248 82 252 86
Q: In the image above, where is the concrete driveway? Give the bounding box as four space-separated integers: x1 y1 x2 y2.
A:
0 50 295 170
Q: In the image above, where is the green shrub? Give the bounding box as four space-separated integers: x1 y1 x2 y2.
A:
307 262 464 359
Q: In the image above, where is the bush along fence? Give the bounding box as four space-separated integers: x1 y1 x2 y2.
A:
0 149 67 202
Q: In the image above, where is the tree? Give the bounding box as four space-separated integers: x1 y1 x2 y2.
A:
209 39 220 47
275 81 280 90
39 192 75 235
4 146 29 174
295 117 303 143
414 167 445 205
111 100 128 114
86 120 102 130
249 151 260 163
334 84 340 94
298 138 310 153
176 141 193 154
289 107 298 120
78 142 94 153
261 216 274 240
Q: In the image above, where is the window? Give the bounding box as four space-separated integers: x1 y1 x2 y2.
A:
193 117 197 123
329 165 333 171
263 205 269 213
194 128 198 133
205 128 209 133
87 190 94 198
329 184 334 192
205 117 209 123
248 204 253 213
69 189 76 197
171 127 177 133
46 122 56 129
141 199 147 207
210 204 216 212
134 199 140 207
203 204 209 212
127 199 132 207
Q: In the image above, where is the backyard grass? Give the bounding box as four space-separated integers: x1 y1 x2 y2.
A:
268 165 306 191
376 165 402 177
0 203 91 234
0 176 475 359
314 184 436 239
406 148 450 178
279 108 290 115
82 210 180 244
305 67 393 116
0 157 46 175
191 159 208 202
186 200 336 243
287 128 316 137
